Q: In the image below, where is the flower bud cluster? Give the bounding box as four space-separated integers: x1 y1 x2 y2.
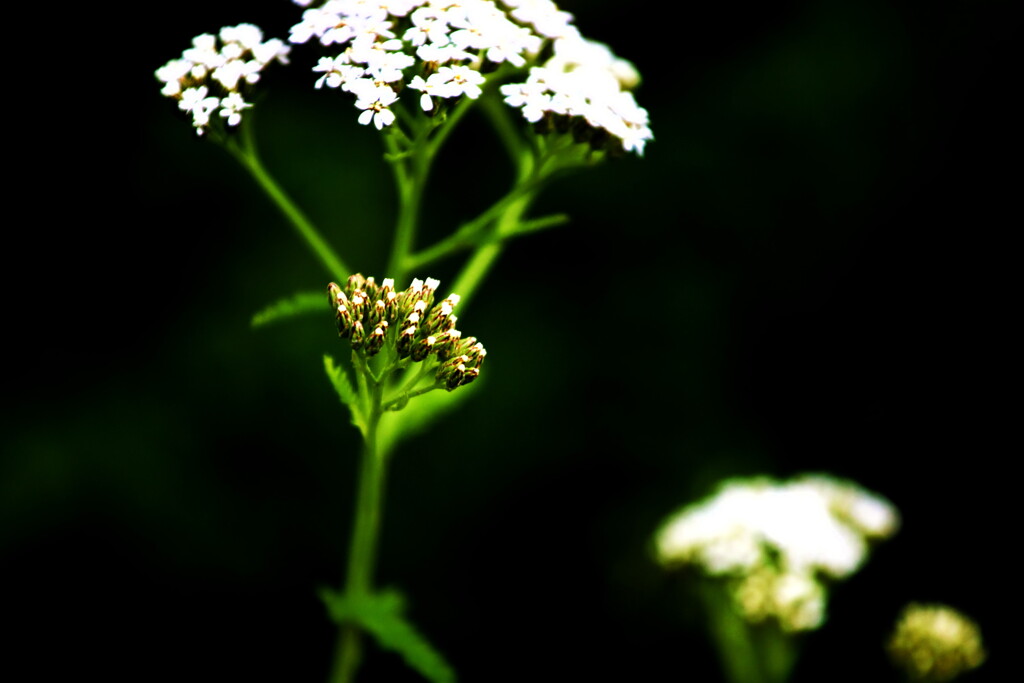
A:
289 0 652 153
888 604 986 682
328 274 486 390
155 24 291 135
654 474 899 631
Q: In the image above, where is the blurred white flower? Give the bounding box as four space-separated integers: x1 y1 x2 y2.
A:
655 474 899 631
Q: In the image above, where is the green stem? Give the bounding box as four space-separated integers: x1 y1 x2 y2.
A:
385 129 431 283
405 173 549 271
228 123 351 281
697 580 798 683
450 185 537 312
347 408 386 595
330 370 389 683
329 627 362 683
427 92 481 159
382 381 443 411
699 581 766 683
386 78 526 282
479 93 527 165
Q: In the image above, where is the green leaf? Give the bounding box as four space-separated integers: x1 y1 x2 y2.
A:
251 291 326 328
376 376 482 456
321 589 456 683
324 355 359 410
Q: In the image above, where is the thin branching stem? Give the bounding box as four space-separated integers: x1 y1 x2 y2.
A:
229 122 351 281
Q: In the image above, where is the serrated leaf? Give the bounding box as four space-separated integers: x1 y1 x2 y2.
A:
324 354 359 409
251 291 326 328
322 589 456 683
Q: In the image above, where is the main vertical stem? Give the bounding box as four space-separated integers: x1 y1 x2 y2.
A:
347 415 387 596
330 380 388 683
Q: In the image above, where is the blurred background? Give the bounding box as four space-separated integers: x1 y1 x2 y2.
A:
5 0 1017 680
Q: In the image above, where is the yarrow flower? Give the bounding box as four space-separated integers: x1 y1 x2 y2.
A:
156 24 291 135
888 604 986 682
328 274 486 391
654 474 899 631
288 0 653 154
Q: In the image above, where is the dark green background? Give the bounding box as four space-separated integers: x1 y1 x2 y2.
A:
5 1 1016 680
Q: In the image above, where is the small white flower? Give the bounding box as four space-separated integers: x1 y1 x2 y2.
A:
183 34 225 71
179 86 220 135
191 33 217 53
353 83 399 130
503 0 577 40
361 43 416 83
220 23 263 50
500 81 550 122
178 86 211 113
211 58 255 91
219 92 252 126
289 7 336 45
251 38 291 66
416 42 474 65
404 6 451 47
313 56 344 89
434 65 486 100
315 56 367 89
155 58 191 97
408 74 445 111
220 41 244 62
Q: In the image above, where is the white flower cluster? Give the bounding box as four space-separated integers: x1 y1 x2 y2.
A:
655 474 899 631
156 24 291 135
288 0 653 153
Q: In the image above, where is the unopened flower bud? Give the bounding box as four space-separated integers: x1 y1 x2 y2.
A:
364 321 389 356
411 335 436 362
396 325 417 359
424 295 460 335
363 276 380 303
336 304 353 338
350 320 366 349
346 273 366 293
349 289 364 309
327 281 342 306
368 298 388 328
434 329 462 361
